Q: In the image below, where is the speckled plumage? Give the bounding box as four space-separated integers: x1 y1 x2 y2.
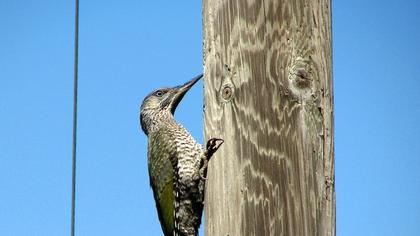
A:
140 75 222 236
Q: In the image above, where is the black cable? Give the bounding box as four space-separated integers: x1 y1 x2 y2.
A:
71 0 79 235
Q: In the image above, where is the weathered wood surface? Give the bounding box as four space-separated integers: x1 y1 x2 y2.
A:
203 0 334 235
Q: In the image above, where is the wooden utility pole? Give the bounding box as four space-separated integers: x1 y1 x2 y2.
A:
203 1 334 236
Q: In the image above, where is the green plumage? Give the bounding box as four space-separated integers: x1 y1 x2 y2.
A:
148 127 177 236
140 75 223 236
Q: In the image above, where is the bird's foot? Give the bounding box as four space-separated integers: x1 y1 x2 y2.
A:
200 138 224 180
205 138 224 160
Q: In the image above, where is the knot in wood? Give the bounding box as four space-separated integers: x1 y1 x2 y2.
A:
221 84 234 101
295 68 311 88
288 57 315 101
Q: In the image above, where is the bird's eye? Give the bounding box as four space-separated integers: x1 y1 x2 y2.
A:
155 91 164 97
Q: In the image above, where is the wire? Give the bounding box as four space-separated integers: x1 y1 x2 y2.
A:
71 0 79 235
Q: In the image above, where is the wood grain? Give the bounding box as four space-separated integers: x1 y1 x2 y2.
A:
203 0 334 235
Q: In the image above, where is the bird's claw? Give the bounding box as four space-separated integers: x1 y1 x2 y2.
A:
205 138 224 161
200 172 208 180
199 138 224 180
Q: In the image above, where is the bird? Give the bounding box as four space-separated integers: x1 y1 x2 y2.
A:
139 74 223 236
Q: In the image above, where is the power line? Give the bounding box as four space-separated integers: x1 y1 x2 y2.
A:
71 0 79 235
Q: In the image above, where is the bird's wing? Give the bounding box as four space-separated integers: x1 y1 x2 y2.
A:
148 128 178 236
154 179 175 236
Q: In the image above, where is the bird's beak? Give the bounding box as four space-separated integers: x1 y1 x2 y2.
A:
170 74 203 114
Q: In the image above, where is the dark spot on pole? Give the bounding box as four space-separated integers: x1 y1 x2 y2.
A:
295 68 311 88
221 84 233 101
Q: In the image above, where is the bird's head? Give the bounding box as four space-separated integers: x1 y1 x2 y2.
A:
140 74 202 135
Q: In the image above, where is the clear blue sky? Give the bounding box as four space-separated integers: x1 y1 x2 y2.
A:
0 1 419 235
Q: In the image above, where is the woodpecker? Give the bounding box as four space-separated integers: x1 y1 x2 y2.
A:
140 74 223 236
